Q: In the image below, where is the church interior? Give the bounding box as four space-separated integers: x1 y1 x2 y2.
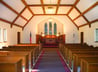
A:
0 0 98 72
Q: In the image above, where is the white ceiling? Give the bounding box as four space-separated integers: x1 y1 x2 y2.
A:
0 0 98 29
58 6 71 14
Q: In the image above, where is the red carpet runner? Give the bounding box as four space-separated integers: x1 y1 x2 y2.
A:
33 48 71 72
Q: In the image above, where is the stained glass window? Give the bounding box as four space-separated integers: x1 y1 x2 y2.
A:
49 22 52 35
54 23 57 35
45 23 48 35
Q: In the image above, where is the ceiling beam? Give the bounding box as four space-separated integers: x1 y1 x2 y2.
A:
21 0 34 15
79 19 98 28
0 0 3 2
1 0 27 21
75 7 91 27
0 1 18 14
67 0 80 15
0 18 23 28
67 15 79 30
74 7 81 14
0 18 11 24
23 16 34 30
73 2 98 21
11 7 27 28
28 4 73 7
55 0 61 14
13 24 23 28
41 0 45 14
83 15 91 27
34 14 67 16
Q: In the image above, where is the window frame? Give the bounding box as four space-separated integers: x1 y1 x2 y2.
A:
54 23 57 35
95 28 98 42
44 23 48 35
3 29 7 42
0 28 2 42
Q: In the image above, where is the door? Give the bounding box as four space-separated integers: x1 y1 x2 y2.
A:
17 32 21 44
80 32 84 44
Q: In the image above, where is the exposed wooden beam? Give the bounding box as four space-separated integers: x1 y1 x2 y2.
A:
78 24 88 28
74 7 81 14
22 0 34 15
41 0 45 14
67 0 80 15
55 0 61 14
0 0 3 2
67 7 74 15
34 14 67 16
13 24 23 28
1 1 18 14
73 2 98 21
21 15 28 21
67 15 79 30
0 18 22 28
74 0 80 5
28 4 73 7
83 15 91 27
90 19 98 24
11 7 27 28
23 16 34 30
79 19 98 28
75 7 91 27
1 0 27 21
0 18 11 24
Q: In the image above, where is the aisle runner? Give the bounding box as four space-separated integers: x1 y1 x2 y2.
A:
33 49 71 72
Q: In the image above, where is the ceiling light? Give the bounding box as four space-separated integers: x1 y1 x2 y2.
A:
46 6 54 13
48 7 53 9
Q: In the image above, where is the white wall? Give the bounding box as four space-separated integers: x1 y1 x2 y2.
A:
22 16 79 43
79 22 98 47
0 21 22 49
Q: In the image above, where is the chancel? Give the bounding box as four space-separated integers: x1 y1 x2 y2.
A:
0 0 98 72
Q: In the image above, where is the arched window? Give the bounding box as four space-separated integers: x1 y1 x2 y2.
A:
44 23 48 35
54 23 57 35
44 22 57 35
49 22 52 35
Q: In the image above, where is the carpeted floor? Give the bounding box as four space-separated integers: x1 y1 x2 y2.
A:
33 48 71 72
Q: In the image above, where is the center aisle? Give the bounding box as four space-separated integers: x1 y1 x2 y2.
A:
33 48 71 72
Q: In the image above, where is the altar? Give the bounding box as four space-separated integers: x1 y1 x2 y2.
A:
36 35 65 48
44 35 58 44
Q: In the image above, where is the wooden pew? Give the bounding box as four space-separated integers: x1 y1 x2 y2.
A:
62 44 85 61
64 45 98 63
14 43 42 53
0 51 29 72
80 57 98 72
59 44 98 72
0 43 42 71
68 49 98 67
68 49 98 70
8 45 40 62
2 47 35 68
0 56 22 72
73 53 98 72
60 44 98 68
